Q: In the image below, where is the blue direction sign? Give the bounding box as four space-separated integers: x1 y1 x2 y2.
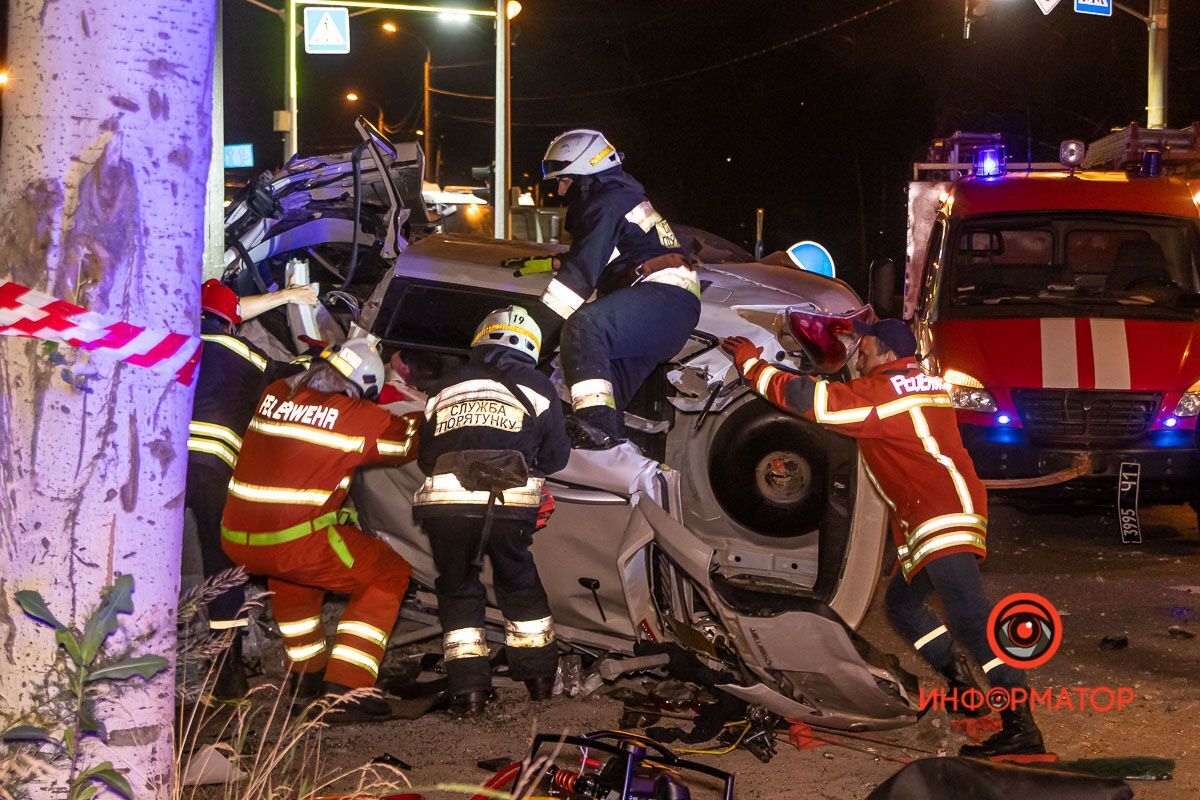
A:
304 6 351 54
1074 0 1113 16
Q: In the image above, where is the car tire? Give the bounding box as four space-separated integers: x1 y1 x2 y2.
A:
708 399 828 537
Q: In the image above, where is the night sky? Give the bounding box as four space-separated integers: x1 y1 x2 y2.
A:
7 1 1197 296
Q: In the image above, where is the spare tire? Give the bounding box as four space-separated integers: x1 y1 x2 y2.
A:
708 399 828 537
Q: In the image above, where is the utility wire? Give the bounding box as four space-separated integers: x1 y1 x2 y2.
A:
514 0 911 101
432 0 912 103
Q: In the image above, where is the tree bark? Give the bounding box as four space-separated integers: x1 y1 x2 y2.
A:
0 2 216 797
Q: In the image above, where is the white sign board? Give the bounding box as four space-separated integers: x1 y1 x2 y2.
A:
304 7 350 55
1074 0 1113 16
1035 0 1061 14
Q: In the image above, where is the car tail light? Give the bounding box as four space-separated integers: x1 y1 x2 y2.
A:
785 305 873 374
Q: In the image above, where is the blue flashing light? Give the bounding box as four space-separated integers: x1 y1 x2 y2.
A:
1150 429 1191 448
1164 416 1179 428
986 426 1022 446
974 145 1006 178
997 414 1012 425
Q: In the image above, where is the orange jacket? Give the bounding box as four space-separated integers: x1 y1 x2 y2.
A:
222 379 420 535
741 355 986 579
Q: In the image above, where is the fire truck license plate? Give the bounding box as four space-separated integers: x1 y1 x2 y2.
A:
1117 461 1142 545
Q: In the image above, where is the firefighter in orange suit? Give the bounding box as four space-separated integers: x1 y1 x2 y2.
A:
722 318 1045 758
221 333 420 722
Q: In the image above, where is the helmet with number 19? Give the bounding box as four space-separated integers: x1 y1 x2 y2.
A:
471 305 542 363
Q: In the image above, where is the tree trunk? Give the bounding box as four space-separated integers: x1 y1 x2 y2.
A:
0 2 216 797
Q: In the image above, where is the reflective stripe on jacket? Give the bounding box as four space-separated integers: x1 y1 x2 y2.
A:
222 378 420 536
741 355 987 579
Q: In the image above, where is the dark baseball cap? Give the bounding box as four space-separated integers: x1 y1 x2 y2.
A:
853 318 917 358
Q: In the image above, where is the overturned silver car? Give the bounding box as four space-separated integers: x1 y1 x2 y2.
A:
223 119 916 731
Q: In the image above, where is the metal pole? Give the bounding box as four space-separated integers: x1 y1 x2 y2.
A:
493 0 510 239
286 0 299 159
754 208 765 261
423 51 433 168
204 1 226 280
1147 0 1168 129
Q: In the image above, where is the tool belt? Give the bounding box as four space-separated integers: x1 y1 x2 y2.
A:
633 252 694 280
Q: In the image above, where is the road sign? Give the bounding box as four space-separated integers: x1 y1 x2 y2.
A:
223 143 254 169
1034 0 1061 14
1074 0 1112 16
304 6 350 54
786 241 836 278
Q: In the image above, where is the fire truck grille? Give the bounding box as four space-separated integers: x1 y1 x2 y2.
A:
1011 390 1162 443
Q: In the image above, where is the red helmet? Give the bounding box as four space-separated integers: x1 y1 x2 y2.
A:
201 279 242 325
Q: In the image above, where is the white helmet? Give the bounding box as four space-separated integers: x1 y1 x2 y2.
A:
320 328 385 399
541 129 621 179
471 305 542 362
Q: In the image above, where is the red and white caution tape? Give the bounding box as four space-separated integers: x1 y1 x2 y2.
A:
0 280 202 385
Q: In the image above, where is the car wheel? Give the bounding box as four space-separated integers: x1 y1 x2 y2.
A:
708 399 828 537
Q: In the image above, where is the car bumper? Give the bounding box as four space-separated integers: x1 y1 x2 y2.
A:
961 424 1200 502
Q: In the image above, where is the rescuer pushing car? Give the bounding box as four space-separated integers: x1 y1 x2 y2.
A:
722 318 1046 758
220 332 421 722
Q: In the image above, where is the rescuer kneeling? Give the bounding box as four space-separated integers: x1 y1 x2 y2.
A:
413 306 571 716
221 333 421 722
722 318 1046 758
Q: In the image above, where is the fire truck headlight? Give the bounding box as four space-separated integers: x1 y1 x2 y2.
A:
944 369 998 413
1174 392 1200 417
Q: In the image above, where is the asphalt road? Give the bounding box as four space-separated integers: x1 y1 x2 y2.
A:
301 501 1200 799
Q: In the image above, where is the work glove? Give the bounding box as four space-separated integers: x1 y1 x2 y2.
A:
721 336 763 375
503 256 557 277
535 487 556 531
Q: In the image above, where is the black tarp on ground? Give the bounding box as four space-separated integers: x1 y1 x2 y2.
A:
867 757 1133 800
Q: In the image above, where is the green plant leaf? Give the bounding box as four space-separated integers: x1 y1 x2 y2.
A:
72 785 99 800
72 763 132 800
1 724 57 745
13 590 66 630
80 574 134 664
56 628 85 666
79 699 106 741
85 654 168 683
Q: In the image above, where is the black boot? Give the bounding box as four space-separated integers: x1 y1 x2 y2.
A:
525 676 554 701
211 635 249 701
447 690 491 718
960 703 1046 758
286 670 326 708
322 682 395 724
940 656 988 718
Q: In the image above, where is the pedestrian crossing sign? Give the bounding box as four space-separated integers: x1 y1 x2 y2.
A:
304 6 351 55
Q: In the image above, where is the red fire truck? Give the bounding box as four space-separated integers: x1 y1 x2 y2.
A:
901 126 1200 530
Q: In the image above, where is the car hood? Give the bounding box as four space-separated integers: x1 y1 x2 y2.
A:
934 317 1200 391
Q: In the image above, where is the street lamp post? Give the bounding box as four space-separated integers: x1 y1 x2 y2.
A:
494 0 510 239
1111 1 1169 129
345 92 386 132
284 1 497 162
380 23 434 171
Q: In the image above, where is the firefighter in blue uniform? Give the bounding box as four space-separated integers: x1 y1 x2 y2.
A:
186 279 316 698
512 129 701 448
413 306 571 716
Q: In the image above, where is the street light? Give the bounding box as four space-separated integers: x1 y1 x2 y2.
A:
379 22 433 169
0 70 9 87
344 91 386 132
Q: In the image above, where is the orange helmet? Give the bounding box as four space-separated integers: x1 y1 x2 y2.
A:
201 279 242 325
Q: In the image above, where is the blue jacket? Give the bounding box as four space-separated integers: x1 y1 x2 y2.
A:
413 346 571 522
537 168 685 324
